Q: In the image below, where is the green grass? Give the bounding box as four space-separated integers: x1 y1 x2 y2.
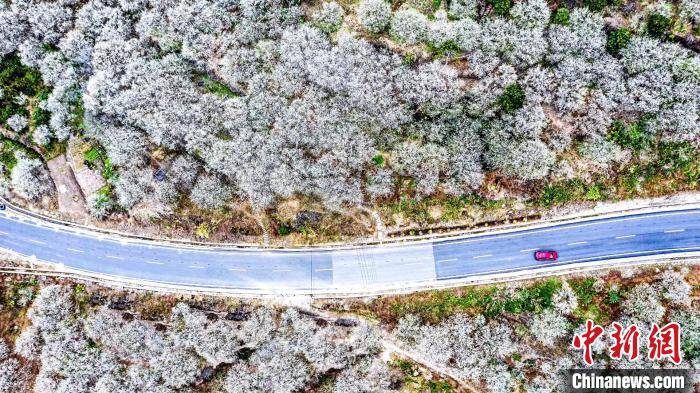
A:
569 278 613 324
392 359 454 392
102 157 115 181
70 94 86 132
84 148 101 163
427 40 461 59
536 179 604 207
608 118 654 152
497 84 525 113
83 146 116 181
201 75 238 98
371 154 385 167
374 278 562 323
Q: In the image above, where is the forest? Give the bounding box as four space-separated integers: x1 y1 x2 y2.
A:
0 264 697 391
0 0 699 241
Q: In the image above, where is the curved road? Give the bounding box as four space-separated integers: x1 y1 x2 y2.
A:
1 207 699 293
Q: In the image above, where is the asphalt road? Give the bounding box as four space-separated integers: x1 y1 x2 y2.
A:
1 208 699 293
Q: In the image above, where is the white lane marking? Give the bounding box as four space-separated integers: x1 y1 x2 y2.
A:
402 261 424 266
229 268 247 272
105 255 124 260
146 261 164 265
0 230 8 235
567 241 588 246
615 235 636 239
315 268 333 272
520 248 538 252
664 229 685 233
435 210 700 247
473 254 493 259
436 258 457 263
188 265 205 269
27 239 45 245
67 248 84 253
273 269 292 272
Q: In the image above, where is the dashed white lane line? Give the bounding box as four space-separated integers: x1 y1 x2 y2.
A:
188 265 205 269
228 268 247 272
27 239 45 245
146 261 164 265
0 230 8 235
567 241 588 246
67 248 84 253
273 269 292 272
436 258 457 263
402 261 424 266
473 254 493 259
105 255 124 260
520 248 538 252
615 235 636 239
315 268 333 272
664 229 685 233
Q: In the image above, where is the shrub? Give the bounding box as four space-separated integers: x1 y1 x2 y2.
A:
357 0 391 34
497 84 525 113
201 75 238 98
585 0 607 11
646 13 670 39
606 28 632 56
607 118 654 151
551 6 569 25
486 0 512 16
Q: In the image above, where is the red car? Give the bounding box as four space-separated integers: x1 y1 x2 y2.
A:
534 250 558 261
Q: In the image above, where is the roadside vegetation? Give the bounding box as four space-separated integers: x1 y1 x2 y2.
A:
0 0 699 245
0 263 696 391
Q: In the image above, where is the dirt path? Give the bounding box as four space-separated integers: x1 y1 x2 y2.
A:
46 154 87 219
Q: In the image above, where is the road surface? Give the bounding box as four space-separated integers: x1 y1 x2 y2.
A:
1 208 699 293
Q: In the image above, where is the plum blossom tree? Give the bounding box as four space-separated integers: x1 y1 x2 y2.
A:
6 114 27 132
10 153 55 201
390 9 429 45
357 0 391 34
657 268 692 307
313 2 345 33
622 283 666 325
530 310 570 346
